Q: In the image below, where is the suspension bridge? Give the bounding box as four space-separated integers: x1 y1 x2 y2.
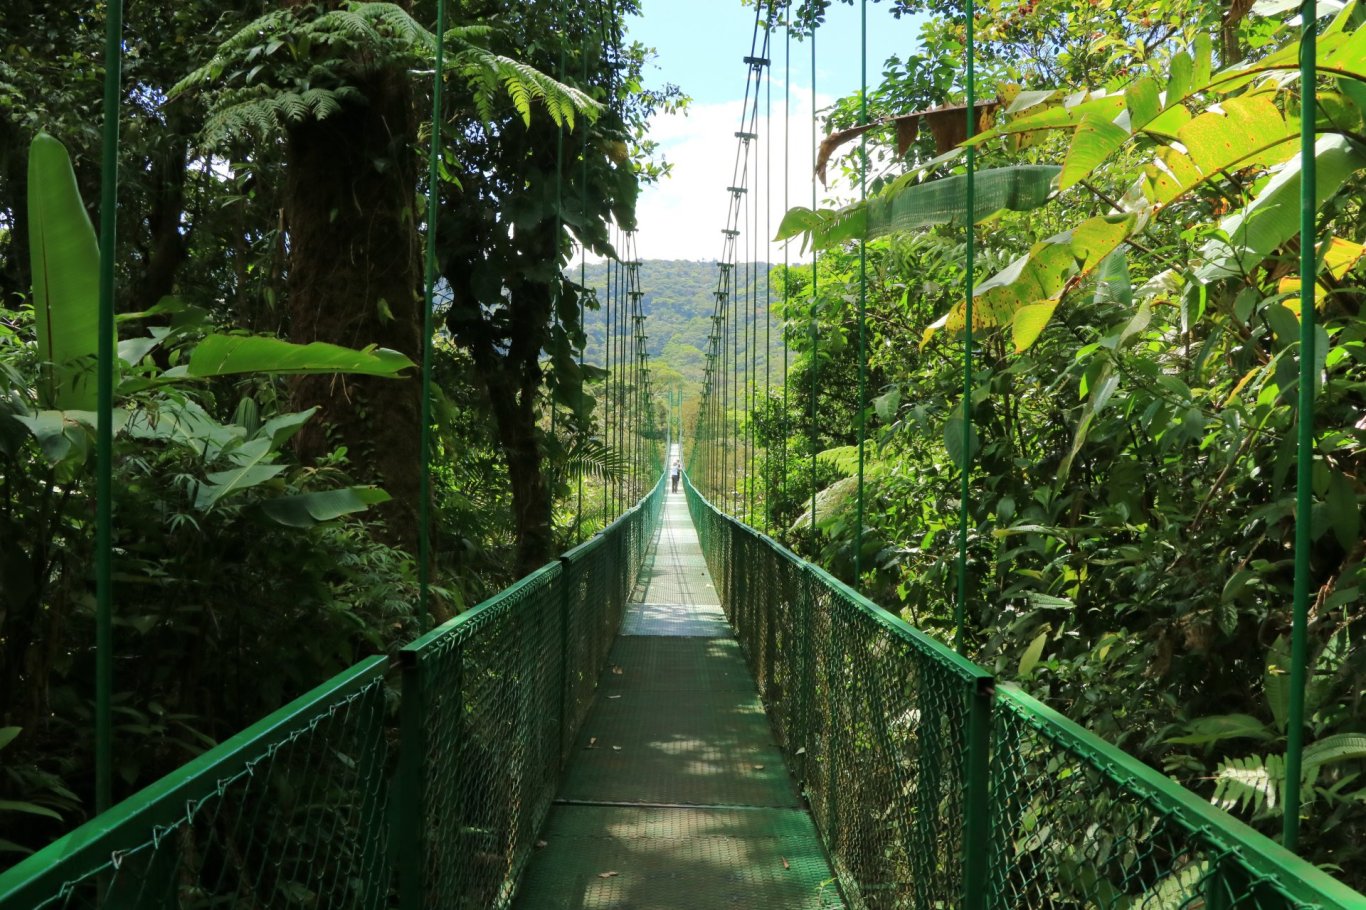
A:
3 446 1360 908
1 0 1363 905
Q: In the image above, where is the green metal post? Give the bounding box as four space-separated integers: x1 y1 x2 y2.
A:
396 652 428 910
558 555 573 763
95 0 125 816
955 0 977 654
962 677 993 910
1283 0 1317 851
419 0 447 626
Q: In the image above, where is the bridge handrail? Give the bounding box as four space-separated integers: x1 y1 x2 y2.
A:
992 683 1364 910
0 656 391 910
394 472 665 909
0 474 667 910
683 470 1365 910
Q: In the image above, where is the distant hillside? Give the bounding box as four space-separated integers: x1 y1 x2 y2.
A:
576 259 785 399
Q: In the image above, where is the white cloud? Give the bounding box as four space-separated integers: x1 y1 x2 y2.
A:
606 77 856 265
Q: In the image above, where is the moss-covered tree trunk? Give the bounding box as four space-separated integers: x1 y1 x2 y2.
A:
282 55 422 551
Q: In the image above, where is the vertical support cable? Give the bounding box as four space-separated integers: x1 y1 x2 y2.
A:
419 0 448 627
751 58 762 526
1283 0 1317 851
853 0 868 586
603 241 614 521
548 37 566 490
809 26 819 541
782 6 791 525
955 0 977 654
95 0 125 816
575 27 591 543
733 238 741 513
764 35 773 535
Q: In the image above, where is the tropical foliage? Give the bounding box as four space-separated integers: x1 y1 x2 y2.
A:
0 0 667 863
752 0 1366 883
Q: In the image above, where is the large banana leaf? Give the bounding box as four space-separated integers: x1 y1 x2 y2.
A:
185 335 414 378
775 165 1060 252
27 133 99 410
259 486 390 527
868 165 1060 236
193 437 284 510
1198 134 1366 283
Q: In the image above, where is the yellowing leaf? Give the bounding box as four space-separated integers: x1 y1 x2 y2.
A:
1059 114 1129 190
1143 103 1192 138
1322 236 1366 278
1124 77 1161 130
1223 364 1264 407
1012 301 1059 352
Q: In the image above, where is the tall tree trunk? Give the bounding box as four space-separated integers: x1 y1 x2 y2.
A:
282 65 422 552
136 130 191 308
446 231 559 576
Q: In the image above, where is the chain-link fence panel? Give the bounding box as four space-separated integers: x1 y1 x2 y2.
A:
396 474 664 910
684 474 991 910
685 471 1364 910
0 658 392 910
988 685 1363 910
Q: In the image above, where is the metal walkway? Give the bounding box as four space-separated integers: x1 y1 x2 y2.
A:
514 484 843 909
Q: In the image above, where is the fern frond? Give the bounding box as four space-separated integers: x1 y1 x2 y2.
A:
1212 753 1284 817
450 47 600 130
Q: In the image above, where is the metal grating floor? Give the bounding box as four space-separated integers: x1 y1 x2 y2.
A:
513 487 843 909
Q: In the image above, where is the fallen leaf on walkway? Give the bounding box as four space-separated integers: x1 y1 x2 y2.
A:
535 840 548 849
587 737 598 749
752 764 765 770
611 665 624 675
612 745 623 751
598 871 619 879
607 694 622 699
781 856 790 870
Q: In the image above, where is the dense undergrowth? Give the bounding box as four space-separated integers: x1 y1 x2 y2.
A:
0 0 667 865
703 0 1366 886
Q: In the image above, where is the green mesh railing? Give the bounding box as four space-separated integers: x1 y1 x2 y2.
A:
0 657 391 910
683 473 1364 910
0 475 664 910
394 472 664 910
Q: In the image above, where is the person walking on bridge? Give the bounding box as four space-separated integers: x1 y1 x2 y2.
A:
671 458 681 493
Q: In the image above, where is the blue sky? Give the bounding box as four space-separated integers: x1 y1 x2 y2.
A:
627 0 912 106
619 0 923 261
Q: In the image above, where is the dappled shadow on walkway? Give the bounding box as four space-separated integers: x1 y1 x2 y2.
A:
512 489 842 910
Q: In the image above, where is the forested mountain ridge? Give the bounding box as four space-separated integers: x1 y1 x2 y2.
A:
577 258 783 397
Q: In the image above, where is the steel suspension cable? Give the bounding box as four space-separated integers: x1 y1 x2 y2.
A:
1284 0 1318 851
603 235 614 521
764 23 773 535
695 0 765 512
95 0 125 816
419 0 448 627
955 0 978 653
782 5 791 526
575 28 590 543
853 0 869 586
548 36 566 484
809 25 819 541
